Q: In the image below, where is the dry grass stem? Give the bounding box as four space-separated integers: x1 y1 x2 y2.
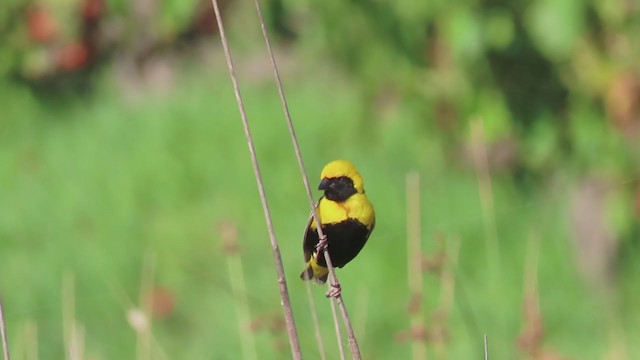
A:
470 117 504 344
484 334 489 360
354 287 369 350
470 118 501 275
433 236 461 359
208 0 302 358
518 232 543 356
304 282 328 360
406 172 427 360
62 273 85 360
0 298 10 360
518 233 572 360
221 222 258 360
133 252 156 360
248 0 362 357
114 278 168 360
329 297 346 360
18 320 38 360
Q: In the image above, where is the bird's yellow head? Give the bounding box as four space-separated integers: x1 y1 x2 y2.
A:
318 160 364 202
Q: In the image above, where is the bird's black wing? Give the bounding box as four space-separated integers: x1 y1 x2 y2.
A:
302 197 323 262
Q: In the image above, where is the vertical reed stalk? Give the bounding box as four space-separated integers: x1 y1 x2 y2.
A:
406 172 426 360
470 118 501 280
62 274 85 360
135 253 155 360
433 236 460 359
484 334 489 360
329 298 346 360
24 321 38 360
0 298 10 360
470 118 504 353
247 0 362 357
221 222 257 360
208 0 302 357
304 282 327 360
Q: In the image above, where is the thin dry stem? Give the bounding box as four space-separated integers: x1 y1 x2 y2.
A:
470 118 501 276
470 118 504 344
0 298 10 360
135 253 156 360
208 1 302 357
433 236 461 359
22 320 38 360
249 0 361 357
517 232 544 357
406 172 427 360
247 0 362 357
304 282 327 360
353 287 369 350
113 279 168 360
62 273 85 360
225 248 258 359
484 334 489 360
329 297 346 360
524 232 540 306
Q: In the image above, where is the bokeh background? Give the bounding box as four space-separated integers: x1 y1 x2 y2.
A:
1 0 639 359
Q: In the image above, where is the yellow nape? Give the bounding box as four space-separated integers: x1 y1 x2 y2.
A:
320 160 365 194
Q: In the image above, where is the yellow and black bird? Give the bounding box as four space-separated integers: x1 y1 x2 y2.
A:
300 160 375 284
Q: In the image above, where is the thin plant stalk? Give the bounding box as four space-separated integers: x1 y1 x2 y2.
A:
227 255 257 360
484 334 489 360
470 118 501 279
470 118 504 348
114 281 168 360
304 282 328 360
222 222 258 360
208 1 302 357
24 321 38 360
517 231 544 358
329 296 346 360
406 172 426 360
0 298 10 360
249 0 361 357
62 273 85 360
433 236 460 360
353 287 369 351
135 253 155 360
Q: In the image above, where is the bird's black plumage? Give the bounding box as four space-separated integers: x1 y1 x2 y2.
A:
303 216 372 269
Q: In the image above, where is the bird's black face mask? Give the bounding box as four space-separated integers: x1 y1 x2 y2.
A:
318 176 357 202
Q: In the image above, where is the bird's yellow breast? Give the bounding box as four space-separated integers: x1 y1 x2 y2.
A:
310 193 375 230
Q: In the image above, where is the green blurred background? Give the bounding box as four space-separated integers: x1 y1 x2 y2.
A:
1 0 639 358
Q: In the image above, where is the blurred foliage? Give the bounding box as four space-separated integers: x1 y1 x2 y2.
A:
287 0 640 244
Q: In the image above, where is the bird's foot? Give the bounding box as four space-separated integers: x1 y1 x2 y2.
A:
315 235 328 261
325 283 342 298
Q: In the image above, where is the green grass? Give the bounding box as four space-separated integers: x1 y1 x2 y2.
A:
0 56 638 359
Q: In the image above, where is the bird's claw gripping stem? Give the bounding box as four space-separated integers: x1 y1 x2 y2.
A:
325 283 342 298
315 234 328 261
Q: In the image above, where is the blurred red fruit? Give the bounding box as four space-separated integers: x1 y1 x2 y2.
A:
27 5 58 43
148 287 175 319
606 72 640 136
57 42 90 71
82 0 105 21
635 188 640 219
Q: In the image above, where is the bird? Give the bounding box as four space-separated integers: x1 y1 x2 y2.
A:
300 160 375 284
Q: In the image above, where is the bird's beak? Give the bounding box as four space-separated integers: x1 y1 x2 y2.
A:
318 178 330 190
